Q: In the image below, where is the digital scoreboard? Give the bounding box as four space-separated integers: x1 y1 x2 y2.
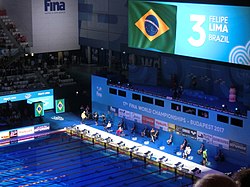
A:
128 1 250 65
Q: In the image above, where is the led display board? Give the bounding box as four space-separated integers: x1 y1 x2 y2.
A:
0 89 54 110
128 1 250 65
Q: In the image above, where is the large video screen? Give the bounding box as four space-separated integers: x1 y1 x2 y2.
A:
128 1 250 66
0 89 54 110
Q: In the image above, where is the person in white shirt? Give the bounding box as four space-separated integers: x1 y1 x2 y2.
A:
105 121 112 131
183 144 192 159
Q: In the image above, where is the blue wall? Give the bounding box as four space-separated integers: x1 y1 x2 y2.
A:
92 75 250 166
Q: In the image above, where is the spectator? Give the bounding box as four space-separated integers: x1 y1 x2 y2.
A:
92 112 99 125
233 168 250 187
100 113 106 125
150 128 156 142
167 134 173 145
120 117 126 130
131 122 136 134
197 143 205 155
215 149 225 162
180 138 187 150
141 127 148 137
194 173 237 187
116 126 123 136
105 121 112 132
152 130 159 142
183 144 192 159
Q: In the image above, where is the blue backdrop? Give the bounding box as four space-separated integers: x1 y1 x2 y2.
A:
92 75 250 166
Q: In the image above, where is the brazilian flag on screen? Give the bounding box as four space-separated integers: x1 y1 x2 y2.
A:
128 0 177 53
34 102 44 117
55 99 65 114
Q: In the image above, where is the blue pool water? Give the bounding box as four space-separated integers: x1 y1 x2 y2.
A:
0 132 193 187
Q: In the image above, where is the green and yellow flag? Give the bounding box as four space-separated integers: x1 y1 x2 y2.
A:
55 99 65 114
34 102 44 117
129 1 177 53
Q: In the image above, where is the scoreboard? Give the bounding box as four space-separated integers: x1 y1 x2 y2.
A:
128 1 250 66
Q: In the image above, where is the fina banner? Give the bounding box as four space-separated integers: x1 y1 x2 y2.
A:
129 0 250 65
31 0 79 53
55 99 65 114
34 102 44 117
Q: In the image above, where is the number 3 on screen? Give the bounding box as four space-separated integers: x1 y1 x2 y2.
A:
188 14 206 47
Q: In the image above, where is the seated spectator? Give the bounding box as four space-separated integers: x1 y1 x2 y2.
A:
233 168 250 187
104 121 112 132
92 112 99 125
152 130 159 142
119 118 126 130
215 149 225 162
101 113 106 125
167 134 173 145
194 173 237 187
141 127 147 137
150 128 156 142
131 123 136 134
116 126 123 136
180 138 187 150
197 143 205 155
183 144 192 159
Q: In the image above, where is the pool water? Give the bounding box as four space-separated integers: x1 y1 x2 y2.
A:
0 133 193 187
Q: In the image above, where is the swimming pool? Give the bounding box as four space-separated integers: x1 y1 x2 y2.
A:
0 132 193 187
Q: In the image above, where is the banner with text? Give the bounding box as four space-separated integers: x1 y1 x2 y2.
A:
129 0 250 66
